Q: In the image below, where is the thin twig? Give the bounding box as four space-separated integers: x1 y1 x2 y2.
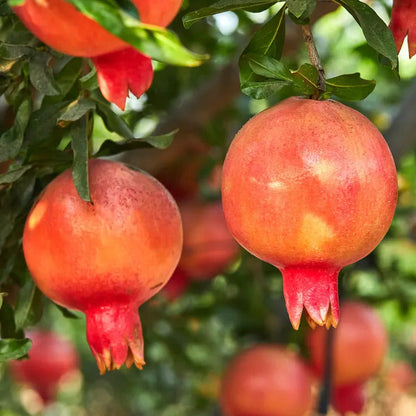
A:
301 24 326 99
317 327 334 414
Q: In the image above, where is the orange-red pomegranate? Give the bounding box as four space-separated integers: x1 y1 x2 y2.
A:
307 301 388 386
23 159 183 373
12 0 183 108
178 200 239 281
332 383 366 416
220 344 315 416
9 330 79 403
222 97 397 329
390 0 416 57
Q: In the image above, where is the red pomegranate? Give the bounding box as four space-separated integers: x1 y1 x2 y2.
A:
178 200 239 281
384 360 416 393
220 344 315 416
332 383 366 416
390 0 416 57
162 268 190 301
12 0 183 108
221 97 397 329
307 301 388 386
9 330 79 403
23 159 183 373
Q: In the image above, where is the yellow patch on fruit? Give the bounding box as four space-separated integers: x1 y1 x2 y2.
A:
310 159 336 182
27 201 47 230
298 213 335 252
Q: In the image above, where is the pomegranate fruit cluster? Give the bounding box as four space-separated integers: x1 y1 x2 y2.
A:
12 0 183 108
222 97 397 329
23 159 183 373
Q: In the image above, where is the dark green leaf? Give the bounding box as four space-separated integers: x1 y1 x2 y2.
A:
14 279 44 331
286 0 316 19
52 57 83 98
0 42 34 60
0 302 16 338
0 164 32 185
244 53 292 81
65 0 207 66
0 0 13 15
291 63 319 96
335 0 398 70
325 73 376 101
0 97 31 162
183 0 277 28
241 79 291 99
55 304 81 319
80 65 99 90
59 97 96 123
71 117 91 202
29 52 60 96
0 338 32 362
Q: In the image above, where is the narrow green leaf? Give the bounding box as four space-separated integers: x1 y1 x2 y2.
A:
183 0 277 28
0 164 32 185
71 117 91 202
0 338 32 362
0 302 16 338
14 280 44 331
65 0 207 66
29 52 60 96
55 305 81 319
59 97 96 123
286 0 316 19
241 79 291 99
244 53 293 81
0 98 31 162
7 0 25 6
325 73 376 101
291 63 319 96
335 0 398 70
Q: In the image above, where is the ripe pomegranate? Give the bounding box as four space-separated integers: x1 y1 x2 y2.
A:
384 360 416 393
220 344 315 416
332 383 366 416
162 268 190 301
12 0 182 108
221 97 397 329
390 0 416 57
178 200 239 281
23 159 183 373
9 329 79 403
307 301 388 386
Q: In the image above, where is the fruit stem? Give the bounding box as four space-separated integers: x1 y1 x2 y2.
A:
301 24 326 99
317 327 334 415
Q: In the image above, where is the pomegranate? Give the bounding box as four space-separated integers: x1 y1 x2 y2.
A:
384 360 416 393
307 301 388 386
221 97 397 329
178 200 239 281
332 383 366 415
22 159 183 373
12 0 183 108
9 329 79 403
390 0 416 57
220 344 315 416
162 268 190 301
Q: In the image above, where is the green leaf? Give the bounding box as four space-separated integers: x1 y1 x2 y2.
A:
244 53 292 81
335 0 398 70
0 302 16 338
59 97 96 123
0 42 34 60
291 63 319 96
0 338 32 362
7 0 25 6
182 0 277 28
286 0 316 19
71 117 91 202
0 164 32 185
55 304 81 319
65 0 207 66
0 97 31 162
14 279 44 331
241 79 291 99
29 52 60 96
325 73 376 101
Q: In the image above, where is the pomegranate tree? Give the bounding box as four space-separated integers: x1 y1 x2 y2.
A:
12 0 183 108
22 159 183 373
9 330 79 403
220 344 315 416
221 97 397 329
307 301 388 386
390 0 416 57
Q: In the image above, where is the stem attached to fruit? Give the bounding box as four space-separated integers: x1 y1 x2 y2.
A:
301 24 326 99
317 327 334 415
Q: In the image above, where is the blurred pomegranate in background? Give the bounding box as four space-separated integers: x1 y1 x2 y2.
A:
384 360 416 393
332 383 366 415
9 329 79 404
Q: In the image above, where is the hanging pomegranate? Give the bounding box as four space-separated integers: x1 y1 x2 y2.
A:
222 97 397 329
23 159 183 373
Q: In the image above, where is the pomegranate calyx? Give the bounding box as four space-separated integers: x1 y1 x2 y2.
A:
86 303 145 374
390 0 416 57
92 47 154 110
282 265 340 330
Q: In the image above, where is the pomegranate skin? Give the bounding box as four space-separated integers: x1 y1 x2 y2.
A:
9 330 79 403
220 345 315 416
389 0 416 57
307 301 388 386
23 159 183 373
221 97 397 329
332 383 366 416
13 0 183 57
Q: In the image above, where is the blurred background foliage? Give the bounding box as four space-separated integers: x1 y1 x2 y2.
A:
1 0 416 415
